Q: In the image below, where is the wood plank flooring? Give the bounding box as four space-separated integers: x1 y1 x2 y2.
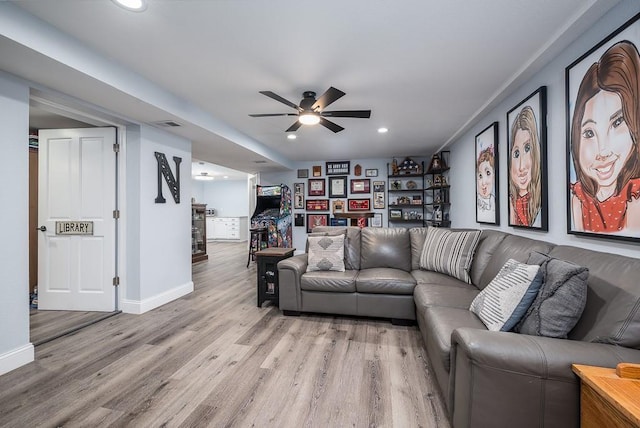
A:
0 241 450 428
30 309 120 346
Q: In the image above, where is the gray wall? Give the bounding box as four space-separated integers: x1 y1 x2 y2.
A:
448 0 640 259
192 179 249 217
0 71 32 375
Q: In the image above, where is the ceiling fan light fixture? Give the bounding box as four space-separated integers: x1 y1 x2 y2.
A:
287 134 297 140
299 113 320 126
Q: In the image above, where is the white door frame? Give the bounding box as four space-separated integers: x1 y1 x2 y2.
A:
30 93 128 312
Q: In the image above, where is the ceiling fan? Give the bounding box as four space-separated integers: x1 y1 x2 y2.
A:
249 87 371 133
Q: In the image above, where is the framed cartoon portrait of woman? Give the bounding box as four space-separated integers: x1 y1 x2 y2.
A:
475 122 499 225
566 12 640 242
506 86 548 231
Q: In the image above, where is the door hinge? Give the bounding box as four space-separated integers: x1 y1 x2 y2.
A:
113 209 120 219
113 276 120 286
113 143 120 153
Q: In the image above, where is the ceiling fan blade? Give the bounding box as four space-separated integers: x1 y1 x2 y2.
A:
259 91 302 111
286 121 303 132
312 87 346 111
321 110 371 118
249 113 298 117
319 117 344 133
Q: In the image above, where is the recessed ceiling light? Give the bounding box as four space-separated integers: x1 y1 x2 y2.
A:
378 127 389 133
112 0 147 12
223 176 229 179
287 134 297 140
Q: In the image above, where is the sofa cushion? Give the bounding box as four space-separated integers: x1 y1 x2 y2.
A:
423 306 486 374
311 226 361 270
469 229 508 286
306 234 345 272
470 259 543 332
548 246 640 349
477 234 555 290
515 251 588 338
414 283 480 310
409 227 429 271
360 227 411 271
356 268 416 295
412 269 471 288
301 270 358 292
419 227 481 283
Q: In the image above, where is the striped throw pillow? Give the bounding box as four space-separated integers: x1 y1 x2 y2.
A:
469 259 543 331
419 227 481 283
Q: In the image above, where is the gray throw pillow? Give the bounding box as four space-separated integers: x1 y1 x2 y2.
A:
306 234 345 272
515 251 588 338
469 259 543 332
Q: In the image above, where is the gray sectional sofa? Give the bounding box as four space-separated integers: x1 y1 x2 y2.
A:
277 226 640 428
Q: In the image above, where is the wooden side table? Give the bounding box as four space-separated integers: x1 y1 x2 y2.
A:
572 364 640 428
255 247 295 308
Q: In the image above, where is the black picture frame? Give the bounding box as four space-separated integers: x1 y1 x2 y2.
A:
326 161 350 175
475 122 499 225
297 169 308 178
506 86 548 231
294 182 304 209
365 168 378 177
565 12 640 243
328 176 348 198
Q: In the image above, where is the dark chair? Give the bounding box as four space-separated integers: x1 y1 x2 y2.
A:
247 227 268 268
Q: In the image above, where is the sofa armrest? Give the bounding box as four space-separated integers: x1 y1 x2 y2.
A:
277 254 308 312
449 327 640 428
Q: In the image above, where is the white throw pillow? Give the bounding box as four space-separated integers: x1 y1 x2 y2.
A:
419 227 481 283
469 259 543 332
306 234 345 272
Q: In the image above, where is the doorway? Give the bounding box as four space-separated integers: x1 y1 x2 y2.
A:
28 100 122 345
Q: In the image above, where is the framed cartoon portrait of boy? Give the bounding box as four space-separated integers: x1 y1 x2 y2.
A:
475 122 499 225
566 12 640 242
506 86 548 231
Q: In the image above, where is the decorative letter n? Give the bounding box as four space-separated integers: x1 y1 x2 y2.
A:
154 151 181 203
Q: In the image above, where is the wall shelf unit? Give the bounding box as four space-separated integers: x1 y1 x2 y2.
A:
424 151 451 228
387 160 425 227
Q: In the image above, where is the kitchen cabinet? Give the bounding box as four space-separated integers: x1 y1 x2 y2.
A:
208 217 248 241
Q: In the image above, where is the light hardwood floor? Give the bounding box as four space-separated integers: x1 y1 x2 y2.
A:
0 241 450 428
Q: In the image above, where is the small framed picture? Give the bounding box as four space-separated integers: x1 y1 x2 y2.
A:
371 212 383 227
348 198 370 211
365 168 378 177
332 199 345 214
350 179 371 194
330 217 348 226
294 182 305 209
312 165 322 177
294 213 305 227
308 178 325 196
307 214 329 233
390 209 402 219
329 176 348 198
297 169 309 178
306 199 329 211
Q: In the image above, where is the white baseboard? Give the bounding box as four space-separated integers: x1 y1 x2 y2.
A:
0 343 34 376
120 281 194 314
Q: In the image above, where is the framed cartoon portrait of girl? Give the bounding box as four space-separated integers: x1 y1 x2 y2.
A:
506 86 548 231
475 122 499 225
566 12 640 242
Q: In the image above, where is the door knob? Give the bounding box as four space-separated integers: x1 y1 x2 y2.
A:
36 226 47 232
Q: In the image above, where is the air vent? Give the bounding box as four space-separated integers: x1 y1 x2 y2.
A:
152 120 182 127
253 160 267 164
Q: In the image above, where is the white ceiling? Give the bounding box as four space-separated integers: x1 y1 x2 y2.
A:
1 0 621 175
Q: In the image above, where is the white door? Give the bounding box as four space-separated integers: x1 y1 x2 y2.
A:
37 127 116 311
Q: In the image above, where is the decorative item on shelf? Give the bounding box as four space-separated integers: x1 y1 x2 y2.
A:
398 157 421 174
411 195 422 205
397 196 411 205
391 180 402 190
406 180 417 189
434 175 443 186
391 158 399 175
390 209 402 219
434 206 443 221
403 212 409 220
426 178 433 187
427 153 447 173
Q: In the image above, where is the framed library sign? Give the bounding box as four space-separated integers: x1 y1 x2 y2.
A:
348 198 370 211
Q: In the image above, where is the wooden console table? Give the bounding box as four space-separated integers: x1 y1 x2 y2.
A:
572 364 640 427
